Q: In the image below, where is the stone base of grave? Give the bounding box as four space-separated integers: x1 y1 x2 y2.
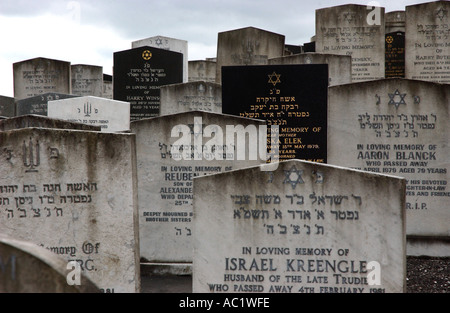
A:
140 263 192 276
407 237 450 257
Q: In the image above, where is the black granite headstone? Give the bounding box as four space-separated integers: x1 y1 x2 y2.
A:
385 32 405 78
113 46 183 121
222 64 328 163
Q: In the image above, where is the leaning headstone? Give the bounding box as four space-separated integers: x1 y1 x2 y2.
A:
0 114 101 132
216 27 285 84
193 159 406 293
0 128 139 292
130 111 267 263
328 79 449 256
132 35 188 83
0 95 15 117
47 96 130 132
15 93 79 116
0 234 99 293
188 60 217 83
268 53 352 86
315 4 385 82
222 64 328 163
405 1 450 84
113 46 183 121
13 57 71 100
160 81 222 115
71 64 103 97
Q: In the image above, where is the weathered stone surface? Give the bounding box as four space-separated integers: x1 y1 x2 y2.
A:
0 128 140 292
315 4 385 82
0 234 99 293
327 79 449 251
13 57 71 100
160 81 221 115
216 27 285 84
193 160 406 293
0 114 101 132
130 111 266 263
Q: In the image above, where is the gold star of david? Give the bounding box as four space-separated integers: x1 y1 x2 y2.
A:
142 50 152 60
268 72 281 87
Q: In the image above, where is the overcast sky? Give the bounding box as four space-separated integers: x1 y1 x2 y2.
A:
0 0 423 97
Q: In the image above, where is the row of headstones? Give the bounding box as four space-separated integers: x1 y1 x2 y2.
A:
2 64 449 254
2 1 448 119
0 74 448 292
0 112 405 293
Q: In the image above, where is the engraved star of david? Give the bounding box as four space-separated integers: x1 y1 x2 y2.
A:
268 72 281 87
155 38 163 46
343 12 356 23
283 165 304 189
388 89 407 109
436 7 448 22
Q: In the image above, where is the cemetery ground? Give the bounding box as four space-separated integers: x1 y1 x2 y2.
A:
140 256 449 293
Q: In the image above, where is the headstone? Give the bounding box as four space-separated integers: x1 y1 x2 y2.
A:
13 57 71 100
71 64 104 97
0 96 15 117
285 44 303 55
132 35 188 83
47 96 130 132
130 111 267 263
15 93 79 116
215 27 285 84
405 1 450 84
160 81 222 115
0 114 101 132
385 11 405 34
188 60 217 83
0 128 139 292
222 64 328 163
315 4 385 82
385 32 405 78
0 234 99 293
193 159 406 293
103 74 113 99
328 78 449 256
269 53 352 86
113 46 183 121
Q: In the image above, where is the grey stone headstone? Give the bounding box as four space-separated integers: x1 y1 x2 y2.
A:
327 78 449 256
13 57 71 100
15 93 79 116
188 60 217 83
103 74 113 99
0 96 15 117
132 35 188 83
405 1 450 84
160 81 222 115
0 128 139 292
71 64 104 97
216 27 285 84
130 111 267 263
47 96 130 132
0 114 101 132
0 234 99 293
315 4 385 82
268 53 352 86
385 11 405 34
193 159 406 293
